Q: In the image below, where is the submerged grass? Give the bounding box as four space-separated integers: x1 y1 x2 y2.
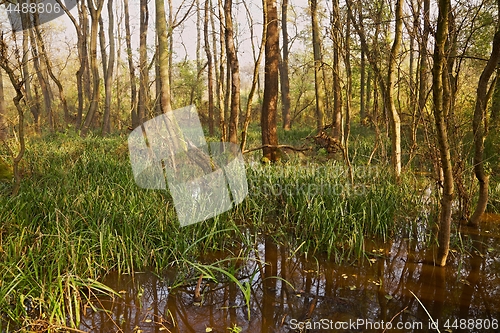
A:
0 129 465 330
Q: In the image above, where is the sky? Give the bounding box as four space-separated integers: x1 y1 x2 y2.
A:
0 0 310 66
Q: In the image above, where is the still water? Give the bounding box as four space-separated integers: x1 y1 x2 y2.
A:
80 215 500 332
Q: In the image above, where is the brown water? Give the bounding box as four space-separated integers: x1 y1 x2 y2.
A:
80 215 500 333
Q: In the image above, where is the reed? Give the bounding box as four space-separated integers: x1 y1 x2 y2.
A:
0 130 442 329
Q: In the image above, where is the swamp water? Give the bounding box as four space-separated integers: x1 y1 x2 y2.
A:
80 215 500 333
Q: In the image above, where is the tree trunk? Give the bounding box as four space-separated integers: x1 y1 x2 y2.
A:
123 0 138 127
58 0 91 127
0 70 6 141
386 0 403 180
155 41 162 115
81 0 104 136
491 66 500 124
360 49 366 123
204 0 215 136
102 0 115 135
137 0 149 125
0 38 25 197
280 0 291 130
33 22 69 125
19 10 40 131
417 0 430 147
310 0 325 132
331 0 342 139
224 0 241 144
28 20 53 131
261 0 279 161
156 0 172 114
469 17 500 226
344 17 354 183
210 0 221 130
432 0 454 267
240 0 266 151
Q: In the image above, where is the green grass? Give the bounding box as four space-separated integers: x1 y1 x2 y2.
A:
1 127 494 330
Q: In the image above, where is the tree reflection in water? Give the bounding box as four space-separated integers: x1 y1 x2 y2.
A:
80 217 500 333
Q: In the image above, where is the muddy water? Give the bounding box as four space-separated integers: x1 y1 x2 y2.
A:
80 215 500 333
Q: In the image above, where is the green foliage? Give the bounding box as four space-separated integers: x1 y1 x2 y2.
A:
0 158 12 181
2 128 490 329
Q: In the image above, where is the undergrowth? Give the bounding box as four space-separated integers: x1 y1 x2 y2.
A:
1 128 494 331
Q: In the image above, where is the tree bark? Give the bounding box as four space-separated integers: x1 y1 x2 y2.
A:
261 0 279 161
204 0 215 136
344 17 354 183
0 70 6 141
360 49 366 122
386 0 403 180
33 21 69 125
138 0 149 122
102 0 115 135
217 0 227 141
123 0 138 127
19 7 40 130
0 38 25 196
81 0 104 136
432 0 454 267
28 18 53 131
310 0 325 132
280 0 291 130
417 0 430 147
224 0 241 144
241 0 266 152
331 0 342 139
491 66 500 124
157 0 172 114
469 11 500 226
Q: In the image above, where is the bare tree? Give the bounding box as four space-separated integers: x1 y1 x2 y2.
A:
0 69 6 141
0 36 25 196
123 0 138 127
33 25 69 125
331 0 341 140
469 1 500 226
57 0 91 127
157 0 173 114
261 0 279 161
280 0 291 130
204 0 215 135
28 21 53 131
310 0 325 132
139 0 149 121
348 0 402 180
19 5 40 131
81 0 105 136
224 0 241 144
432 0 454 266
102 0 115 135
386 0 403 180
241 0 266 151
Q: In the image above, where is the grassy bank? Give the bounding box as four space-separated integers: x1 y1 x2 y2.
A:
0 129 497 330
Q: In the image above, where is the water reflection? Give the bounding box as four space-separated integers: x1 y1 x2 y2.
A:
81 217 500 332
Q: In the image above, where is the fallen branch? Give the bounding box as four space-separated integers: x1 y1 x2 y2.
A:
242 144 312 155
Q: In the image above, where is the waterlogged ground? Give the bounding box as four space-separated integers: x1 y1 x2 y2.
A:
80 215 500 333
